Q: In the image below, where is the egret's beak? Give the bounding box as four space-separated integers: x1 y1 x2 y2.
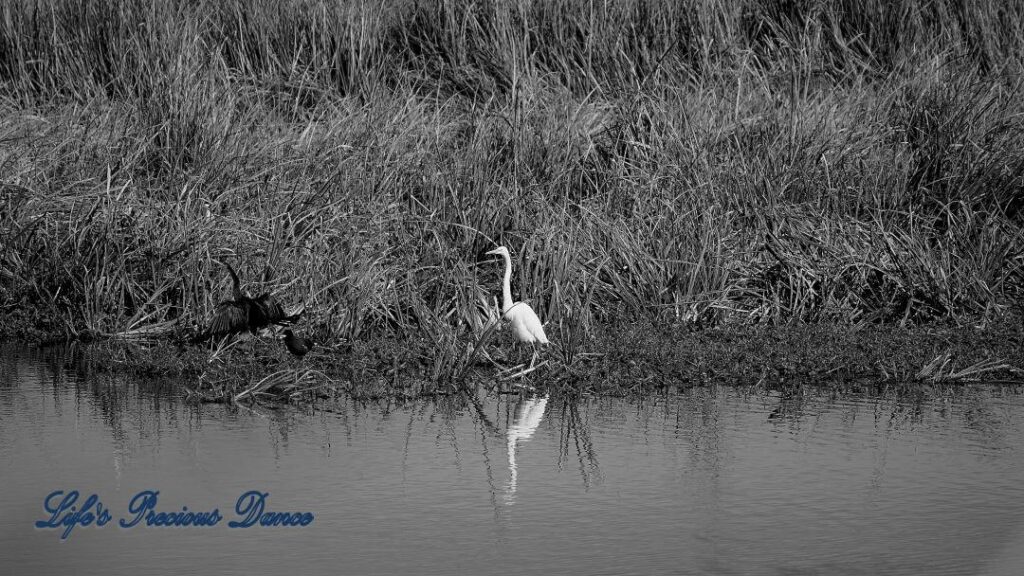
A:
485 248 501 256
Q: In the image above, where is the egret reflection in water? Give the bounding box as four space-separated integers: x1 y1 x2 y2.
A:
505 393 549 504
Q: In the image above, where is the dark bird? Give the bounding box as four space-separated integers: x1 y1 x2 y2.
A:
193 261 302 344
281 329 315 358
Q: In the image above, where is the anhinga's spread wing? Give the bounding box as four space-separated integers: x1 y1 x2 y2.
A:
193 261 303 344
192 300 250 343
254 293 302 326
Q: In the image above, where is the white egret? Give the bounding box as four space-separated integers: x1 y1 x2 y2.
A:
485 246 550 368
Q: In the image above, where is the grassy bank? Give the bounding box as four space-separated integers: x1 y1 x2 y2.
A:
2 0 1024 393
70 321 1024 401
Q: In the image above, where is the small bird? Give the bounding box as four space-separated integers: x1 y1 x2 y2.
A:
485 246 550 368
281 329 315 358
193 261 302 344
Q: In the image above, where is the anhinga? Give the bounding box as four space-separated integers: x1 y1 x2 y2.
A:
193 261 302 343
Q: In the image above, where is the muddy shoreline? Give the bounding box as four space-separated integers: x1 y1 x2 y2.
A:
15 320 1023 402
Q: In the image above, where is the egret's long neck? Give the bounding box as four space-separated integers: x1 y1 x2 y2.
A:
500 253 513 313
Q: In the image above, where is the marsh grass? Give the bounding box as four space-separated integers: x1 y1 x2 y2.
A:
2 0 1024 393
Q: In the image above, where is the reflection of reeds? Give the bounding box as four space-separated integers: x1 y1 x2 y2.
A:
463 394 503 519
556 399 601 490
766 389 809 424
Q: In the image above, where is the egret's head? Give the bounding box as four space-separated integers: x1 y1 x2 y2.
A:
485 246 510 258
280 329 294 340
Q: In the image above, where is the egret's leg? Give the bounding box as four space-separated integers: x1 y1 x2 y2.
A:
529 346 538 369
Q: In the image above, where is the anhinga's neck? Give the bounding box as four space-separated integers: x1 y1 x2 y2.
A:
224 263 243 300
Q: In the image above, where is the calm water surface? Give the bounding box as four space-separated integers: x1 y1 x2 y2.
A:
2 345 1024 575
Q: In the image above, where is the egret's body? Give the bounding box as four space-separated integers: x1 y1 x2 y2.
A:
506 306 548 344
486 246 549 367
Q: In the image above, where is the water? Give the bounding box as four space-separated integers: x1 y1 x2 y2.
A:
2 345 1024 575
